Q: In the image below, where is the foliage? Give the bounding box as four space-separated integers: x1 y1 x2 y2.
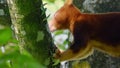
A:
0 26 44 68
44 0 64 3
52 30 71 51
0 27 12 45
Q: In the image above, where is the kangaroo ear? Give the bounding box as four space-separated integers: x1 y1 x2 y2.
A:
65 0 73 5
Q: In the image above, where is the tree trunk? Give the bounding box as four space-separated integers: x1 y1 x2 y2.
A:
7 0 59 67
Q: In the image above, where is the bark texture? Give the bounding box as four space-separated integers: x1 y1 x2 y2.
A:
7 0 58 67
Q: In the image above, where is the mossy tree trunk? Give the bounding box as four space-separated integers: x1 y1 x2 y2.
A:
7 0 59 67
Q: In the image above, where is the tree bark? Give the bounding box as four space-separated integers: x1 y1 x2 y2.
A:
7 0 58 67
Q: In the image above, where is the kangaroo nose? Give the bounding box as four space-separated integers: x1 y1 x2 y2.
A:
48 20 56 32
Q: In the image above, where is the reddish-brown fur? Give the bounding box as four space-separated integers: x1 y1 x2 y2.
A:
49 0 120 61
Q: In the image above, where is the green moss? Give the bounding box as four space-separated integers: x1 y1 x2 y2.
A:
36 31 44 41
15 0 35 15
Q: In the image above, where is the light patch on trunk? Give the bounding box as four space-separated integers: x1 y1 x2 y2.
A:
37 31 44 41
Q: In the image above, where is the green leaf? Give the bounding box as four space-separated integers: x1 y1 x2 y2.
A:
0 28 12 45
53 30 64 36
0 50 43 68
57 44 66 50
0 60 10 68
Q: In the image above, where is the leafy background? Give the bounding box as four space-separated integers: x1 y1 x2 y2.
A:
0 25 43 68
